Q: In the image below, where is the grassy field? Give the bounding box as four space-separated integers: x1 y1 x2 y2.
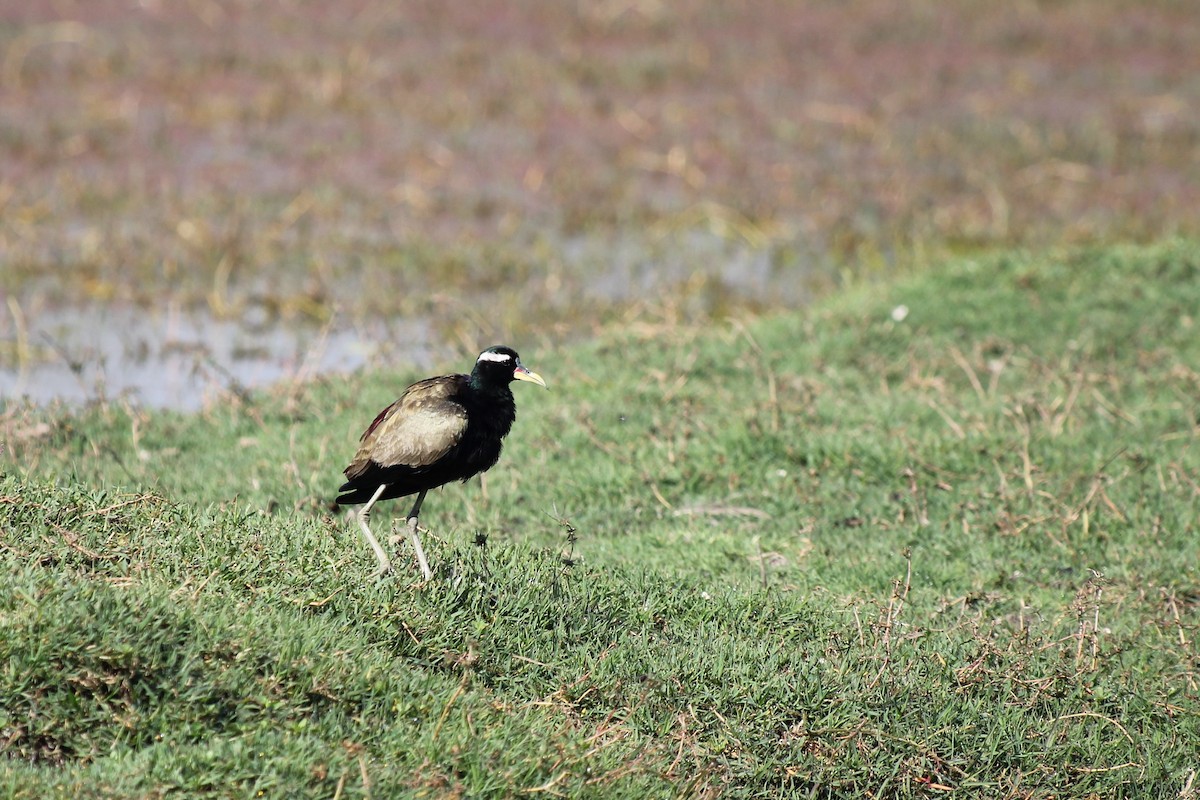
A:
3 241 1199 797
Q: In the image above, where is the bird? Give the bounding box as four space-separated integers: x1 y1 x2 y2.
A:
336 345 547 579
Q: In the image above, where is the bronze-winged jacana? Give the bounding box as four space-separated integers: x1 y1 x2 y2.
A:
337 345 547 579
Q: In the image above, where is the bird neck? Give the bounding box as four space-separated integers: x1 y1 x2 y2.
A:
466 372 512 398
463 374 517 438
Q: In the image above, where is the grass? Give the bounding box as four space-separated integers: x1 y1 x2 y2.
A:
3 240 1200 797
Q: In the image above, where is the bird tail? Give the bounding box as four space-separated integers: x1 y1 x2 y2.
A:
335 480 373 506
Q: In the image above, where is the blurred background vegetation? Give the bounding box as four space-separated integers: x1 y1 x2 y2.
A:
2 0 1198 404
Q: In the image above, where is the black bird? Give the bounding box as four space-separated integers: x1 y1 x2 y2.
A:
337 345 547 578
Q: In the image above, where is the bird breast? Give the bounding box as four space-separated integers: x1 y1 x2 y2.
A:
458 391 516 473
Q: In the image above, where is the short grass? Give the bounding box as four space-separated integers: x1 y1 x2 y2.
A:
3 240 1200 797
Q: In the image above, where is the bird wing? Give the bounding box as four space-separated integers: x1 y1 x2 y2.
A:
344 376 469 478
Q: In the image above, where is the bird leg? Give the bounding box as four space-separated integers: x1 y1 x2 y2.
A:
356 483 392 575
406 490 433 581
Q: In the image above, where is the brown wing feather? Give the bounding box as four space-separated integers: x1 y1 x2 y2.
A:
344 376 468 480
359 403 394 443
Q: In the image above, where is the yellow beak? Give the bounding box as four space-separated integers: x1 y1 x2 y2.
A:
514 365 548 389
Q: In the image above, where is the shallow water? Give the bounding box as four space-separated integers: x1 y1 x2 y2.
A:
0 231 826 411
0 302 436 411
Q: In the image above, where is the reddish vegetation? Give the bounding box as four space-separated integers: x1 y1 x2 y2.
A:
1 1 1197 309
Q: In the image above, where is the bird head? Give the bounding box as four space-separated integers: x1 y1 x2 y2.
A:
473 346 547 389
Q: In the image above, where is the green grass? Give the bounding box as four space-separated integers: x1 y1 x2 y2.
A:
3 241 1200 797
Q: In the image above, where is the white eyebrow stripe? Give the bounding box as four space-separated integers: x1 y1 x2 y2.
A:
477 351 513 363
